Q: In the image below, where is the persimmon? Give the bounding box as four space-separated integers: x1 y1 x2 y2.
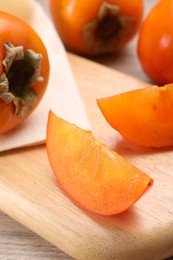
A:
46 111 153 216
49 0 143 56
0 11 50 134
137 0 173 85
97 83 173 147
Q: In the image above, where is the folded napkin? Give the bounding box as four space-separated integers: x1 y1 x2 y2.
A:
0 0 91 152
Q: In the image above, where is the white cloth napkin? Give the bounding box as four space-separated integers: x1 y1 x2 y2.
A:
0 0 91 152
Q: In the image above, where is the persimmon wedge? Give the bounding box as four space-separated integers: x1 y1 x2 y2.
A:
46 111 153 216
97 84 173 147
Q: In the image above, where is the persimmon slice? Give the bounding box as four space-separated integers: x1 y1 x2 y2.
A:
46 111 153 216
97 84 173 147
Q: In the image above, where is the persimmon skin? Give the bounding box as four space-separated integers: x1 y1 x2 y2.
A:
0 11 50 134
137 0 173 85
46 111 153 216
50 0 143 56
97 84 173 147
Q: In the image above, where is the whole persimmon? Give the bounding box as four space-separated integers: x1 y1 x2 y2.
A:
137 0 173 85
50 0 143 56
0 11 50 134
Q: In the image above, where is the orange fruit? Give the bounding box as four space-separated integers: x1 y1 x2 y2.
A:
46 111 153 216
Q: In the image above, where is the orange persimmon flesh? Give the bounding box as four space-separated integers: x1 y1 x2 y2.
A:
46 111 153 216
97 84 173 147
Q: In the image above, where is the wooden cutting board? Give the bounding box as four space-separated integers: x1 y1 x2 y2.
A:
0 53 173 260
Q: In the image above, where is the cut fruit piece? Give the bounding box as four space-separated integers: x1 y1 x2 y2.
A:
97 84 173 147
46 111 153 216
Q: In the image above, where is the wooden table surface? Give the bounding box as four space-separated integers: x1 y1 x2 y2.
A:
1 1 170 260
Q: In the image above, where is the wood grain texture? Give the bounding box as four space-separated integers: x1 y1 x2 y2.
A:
0 212 72 260
0 53 173 260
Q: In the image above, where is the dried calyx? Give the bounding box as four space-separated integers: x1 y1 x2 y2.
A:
84 2 135 54
0 42 43 117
